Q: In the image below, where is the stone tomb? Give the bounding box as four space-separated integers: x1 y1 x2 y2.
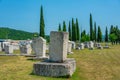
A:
0 42 2 51
71 41 76 49
1 42 10 51
4 45 13 54
20 44 32 55
33 31 76 77
32 37 46 58
97 43 103 49
89 41 94 50
79 43 84 49
67 41 73 54
84 42 90 48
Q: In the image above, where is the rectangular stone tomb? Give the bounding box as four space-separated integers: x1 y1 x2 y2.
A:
49 31 68 62
33 31 76 77
32 37 46 58
4 45 13 54
33 58 76 77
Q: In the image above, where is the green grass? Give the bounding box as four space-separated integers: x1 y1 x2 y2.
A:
0 45 120 80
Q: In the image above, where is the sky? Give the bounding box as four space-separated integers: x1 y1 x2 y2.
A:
0 0 120 35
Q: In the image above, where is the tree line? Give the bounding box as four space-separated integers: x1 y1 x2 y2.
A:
39 6 120 44
0 27 35 40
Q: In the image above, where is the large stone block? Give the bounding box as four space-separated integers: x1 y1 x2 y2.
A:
67 41 72 53
4 45 13 54
71 41 76 49
79 43 84 49
20 44 32 54
49 31 68 62
32 37 46 57
89 41 94 48
33 31 76 77
0 42 2 51
33 58 76 77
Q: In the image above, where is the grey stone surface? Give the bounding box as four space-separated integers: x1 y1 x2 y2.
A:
20 44 32 54
4 45 13 54
1 42 10 51
89 41 94 48
84 42 90 48
76 46 79 50
0 42 2 51
49 31 68 62
67 41 73 54
12 44 19 50
32 37 46 57
96 43 103 49
33 31 76 77
71 41 76 49
96 43 101 47
33 58 76 77
79 43 84 49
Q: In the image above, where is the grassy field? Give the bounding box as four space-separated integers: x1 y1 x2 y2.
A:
0 44 120 80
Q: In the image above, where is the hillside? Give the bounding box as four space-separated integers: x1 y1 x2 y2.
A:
0 27 35 40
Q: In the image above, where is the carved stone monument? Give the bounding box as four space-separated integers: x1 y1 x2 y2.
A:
32 37 46 58
33 31 76 77
4 45 13 54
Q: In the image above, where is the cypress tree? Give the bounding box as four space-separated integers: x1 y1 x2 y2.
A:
68 21 72 40
81 30 86 38
71 18 77 41
72 18 75 41
110 25 114 34
97 26 102 42
115 26 119 44
105 26 108 42
76 18 80 41
63 21 67 32
109 25 114 43
94 22 97 41
74 23 77 41
90 13 93 41
40 5 45 38
58 23 61 31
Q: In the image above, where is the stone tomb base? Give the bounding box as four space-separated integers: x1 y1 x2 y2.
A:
33 58 76 77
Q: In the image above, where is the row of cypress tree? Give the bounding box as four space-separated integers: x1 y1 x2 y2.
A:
39 6 120 43
58 18 80 42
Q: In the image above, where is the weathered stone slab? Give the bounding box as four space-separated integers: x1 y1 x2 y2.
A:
33 31 76 77
49 31 68 62
0 42 2 51
1 42 10 51
67 41 73 54
84 42 90 48
32 37 46 57
79 43 84 49
33 58 76 77
20 44 32 54
4 45 13 54
89 41 94 48
71 41 76 49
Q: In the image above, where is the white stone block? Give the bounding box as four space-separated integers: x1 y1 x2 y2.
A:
32 37 46 57
49 31 69 62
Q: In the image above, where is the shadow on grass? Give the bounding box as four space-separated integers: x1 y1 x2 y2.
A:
29 71 71 79
26 58 41 62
